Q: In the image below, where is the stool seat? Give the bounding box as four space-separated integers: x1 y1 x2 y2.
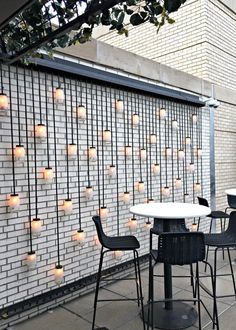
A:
205 232 236 247
102 235 140 250
210 210 229 219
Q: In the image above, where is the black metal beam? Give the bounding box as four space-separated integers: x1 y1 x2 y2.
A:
31 56 204 107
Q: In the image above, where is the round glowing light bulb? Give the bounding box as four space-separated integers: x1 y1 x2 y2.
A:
172 120 178 129
76 230 86 247
14 145 25 162
8 193 20 211
150 134 157 144
32 218 42 237
26 251 37 270
162 186 170 197
197 148 202 157
55 265 64 285
132 113 139 126
54 87 64 103
0 92 8 110
178 149 185 160
138 181 145 193
194 182 201 192
152 163 160 176
165 147 172 158
88 147 97 162
125 145 132 159
175 178 182 189
35 124 46 141
108 165 116 178
185 137 191 145
188 163 195 173
63 198 73 215
116 99 123 112
191 223 198 232
129 217 137 232
192 114 198 123
184 193 190 202
67 143 77 160
123 191 130 204
43 167 54 183
114 250 123 260
140 148 146 161
97 207 108 220
76 105 86 120
148 199 155 204
159 108 167 119
85 186 93 200
145 220 152 230
102 129 111 143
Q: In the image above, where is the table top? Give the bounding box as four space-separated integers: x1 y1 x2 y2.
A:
130 202 211 219
225 189 236 196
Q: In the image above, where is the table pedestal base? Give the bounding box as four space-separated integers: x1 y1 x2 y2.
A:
142 302 198 329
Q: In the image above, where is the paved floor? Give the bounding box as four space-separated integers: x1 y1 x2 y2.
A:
10 252 236 330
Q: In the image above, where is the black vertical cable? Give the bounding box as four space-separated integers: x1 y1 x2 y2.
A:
114 89 120 235
176 103 180 180
16 66 22 145
45 73 50 169
200 108 203 196
101 87 105 207
138 95 142 183
184 105 188 198
38 71 43 124
170 102 174 201
145 97 149 201
131 93 135 206
86 80 90 186
90 82 94 146
110 86 114 166
64 76 70 200
196 106 199 185
95 85 101 210
52 73 61 266
164 100 168 188
70 78 74 144
123 89 128 192
0 62 4 93
159 99 162 201
23 67 33 252
32 69 38 219
149 97 153 200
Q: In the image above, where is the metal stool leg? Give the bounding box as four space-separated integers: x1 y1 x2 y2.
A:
227 248 236 295
204 246 210 272
196 263 202 330
135 250 146 330
213 248 218 328
133 250 140 307
92 249 104 330
197 217 201 231
147 254 153 330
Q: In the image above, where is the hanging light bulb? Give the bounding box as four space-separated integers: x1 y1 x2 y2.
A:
185 136 191 145
148 198 155 204
145 220 152 230
113 250 123 260
63 199 73 215
97 207 108 220
175 178 182 189
88 146 97 162
184 193 190 202
125 145 132 159
140 148 146 161
165 147 172 158
85 186 93 200
152 163 160 176
159 108 167 119
55 265 64 285
54 87 64 103
191 223 198 232
116 99 123 112
94 235 101 248
123 191 130 204
178 149 185 160
138 181 145 193
102 129 111 143
0 92 8 111
76 105 86 120
132 113 139 126
26 251 37 270
76 230 86 247
150 134 157 144
172 120 178 129
32 218 42 237
108 165 116 178
43 167 54 183
7 193 20 211
35 123 46 142
14 145 25 162
162 186 170 197
197 148 202 157
67 143 77 160
194 182 201 192
192 114 198 123
129 217 137 232
188 163 195 173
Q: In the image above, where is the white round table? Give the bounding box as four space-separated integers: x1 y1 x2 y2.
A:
130 202 211 330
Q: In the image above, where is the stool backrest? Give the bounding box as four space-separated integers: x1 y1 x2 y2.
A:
92 215 107 247
227 195 236 209
197 196 209 207
226 211 236 234
158 232 205 265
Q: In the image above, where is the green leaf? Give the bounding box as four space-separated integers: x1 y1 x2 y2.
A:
130 13 144 26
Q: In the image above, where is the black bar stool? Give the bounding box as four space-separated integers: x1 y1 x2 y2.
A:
148 232 218 330
92 215 145 330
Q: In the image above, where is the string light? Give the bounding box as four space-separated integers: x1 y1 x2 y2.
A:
113 250 123 260
165 147 172 158
162 186 170 197
148 198 155 204
115 99 123 112
7 193 20 211
43 167 54 183
191 223 198 232
88 146 97 162
185 136 191 145
63 198 73 215
31 218 42 237
67 143 77 160
138 181 145 193
172 119 178 129
128 217 137 232
14 145 25 162
102 129 111 143
188 162 195 173
140 148 147 161
175 178 182 189
108 165 116 178
145 220 152 230
150 134 157 144
152 163 160 176
54 87 64 103
194 182 201 192
178 149 185 160
35 123 46 142
97 206 108 220
26 251 37 270
125 145 132 159
123 191 130 204
159 107 167 119
132 113 139 126
192 114 197 123
76 105 86 120
85 185 93 200
184 193 190 202
54 265 64 285
197 148 202 157
76 230 86 247
0 92 8 111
